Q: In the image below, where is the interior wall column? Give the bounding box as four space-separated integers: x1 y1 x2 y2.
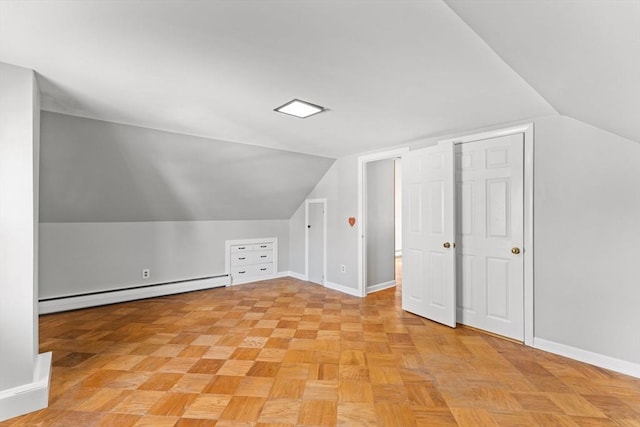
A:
0 62 51 421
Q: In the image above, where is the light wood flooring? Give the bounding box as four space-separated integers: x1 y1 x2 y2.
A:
3 264 639 426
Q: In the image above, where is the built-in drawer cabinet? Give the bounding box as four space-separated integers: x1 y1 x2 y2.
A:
226 238 278 285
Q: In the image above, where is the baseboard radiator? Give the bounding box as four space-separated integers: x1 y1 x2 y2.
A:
38 274 229 314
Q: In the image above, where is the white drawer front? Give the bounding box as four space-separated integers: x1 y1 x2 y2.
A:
253 243 273 251
231 251 273 266
231 263 273 279
253 263 273 276
231 245 251 253
231 265 252 278
230 252 252 266
253 251 273 264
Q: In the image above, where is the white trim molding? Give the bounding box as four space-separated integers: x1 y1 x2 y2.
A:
0 352 52 422
39 276 229 314
324 281 362 298
534 338 640 379
357 147 410 297
286 271 307 281
231 271 289 286
366 280 396 294
304 199 327 285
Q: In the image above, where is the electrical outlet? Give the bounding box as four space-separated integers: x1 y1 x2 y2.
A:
340 264 346 273
142 268 150 279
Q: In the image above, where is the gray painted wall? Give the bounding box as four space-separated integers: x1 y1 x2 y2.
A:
288 201 306 277
366 159 395 288
37 112 324 299
40 112 334 222
39 220 289 299
534 115 640 364
289 115 640 365
289 155 360 286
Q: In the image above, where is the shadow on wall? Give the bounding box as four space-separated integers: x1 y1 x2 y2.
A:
39 111 335 223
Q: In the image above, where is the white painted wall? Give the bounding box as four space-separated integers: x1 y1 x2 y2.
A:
289 115 640 369
0 62 39 389
0 62 50 420
534 115 640 365
365 159 395 288
39 220 289 300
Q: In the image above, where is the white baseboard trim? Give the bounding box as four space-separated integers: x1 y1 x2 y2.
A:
39 276 229 314
366 280 396 294
324 281 362 297
286 271 307 281
0 352 52 422
230 271 289 286
533 337 640 378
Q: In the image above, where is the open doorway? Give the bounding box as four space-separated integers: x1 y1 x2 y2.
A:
357 148 408 297
394 159 402 292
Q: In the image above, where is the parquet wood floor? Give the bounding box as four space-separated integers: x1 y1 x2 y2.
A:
3 261 639 426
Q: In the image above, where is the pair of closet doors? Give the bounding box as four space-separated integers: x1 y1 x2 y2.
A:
402 131 525 341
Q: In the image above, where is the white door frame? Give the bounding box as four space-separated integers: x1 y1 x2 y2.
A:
440 123 534 346
305 198 327 284
357 148 409 297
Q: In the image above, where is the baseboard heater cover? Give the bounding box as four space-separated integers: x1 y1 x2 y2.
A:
39 275 229 314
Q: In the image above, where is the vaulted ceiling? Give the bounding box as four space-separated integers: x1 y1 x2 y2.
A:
1 0 637 160
444 0 639 144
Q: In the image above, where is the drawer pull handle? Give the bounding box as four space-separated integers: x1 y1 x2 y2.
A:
260 255 267 258
260 268 267 271
238 247 246 250
238 271 246 274
260 245 267 248
239 257 246 260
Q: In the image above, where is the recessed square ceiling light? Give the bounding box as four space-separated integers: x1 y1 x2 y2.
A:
274 99 327 118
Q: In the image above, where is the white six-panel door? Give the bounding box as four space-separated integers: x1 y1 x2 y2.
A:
402 142 456 327
455 134 524 340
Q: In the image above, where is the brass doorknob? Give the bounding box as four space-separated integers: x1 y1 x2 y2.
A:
511 247 521 255
443 242 451 249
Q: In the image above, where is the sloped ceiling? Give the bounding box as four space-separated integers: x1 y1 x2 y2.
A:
445 0 640 143
40 112 334 222
0 0 556 158
2 1 635 224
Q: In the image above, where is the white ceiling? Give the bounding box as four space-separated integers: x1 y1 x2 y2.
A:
0 0 557 158
1 1 635 158
445 0 640 143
